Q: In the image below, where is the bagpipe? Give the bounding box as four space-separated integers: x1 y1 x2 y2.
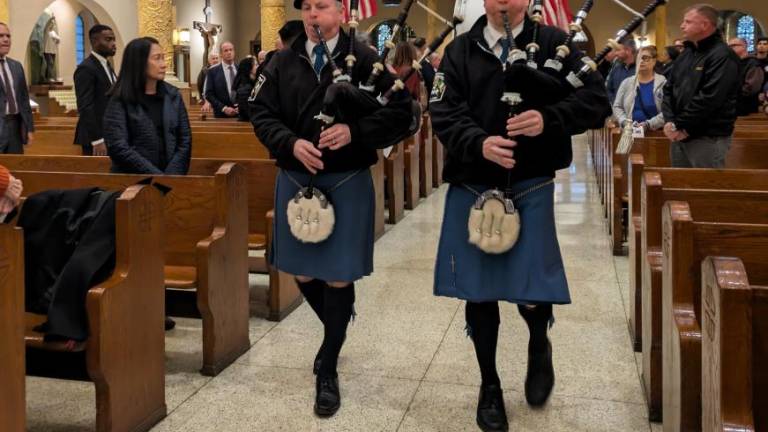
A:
566 0 666 88
312 0 466 143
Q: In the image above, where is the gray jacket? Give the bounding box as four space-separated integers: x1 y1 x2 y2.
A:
613 73 666 130
0 57 35 143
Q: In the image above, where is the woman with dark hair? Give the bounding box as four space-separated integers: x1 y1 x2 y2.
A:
233 56 258 122
390 41 423 102
104 37 191 175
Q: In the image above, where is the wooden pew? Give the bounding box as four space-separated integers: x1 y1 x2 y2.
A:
627 137 768 353
20 185 167 432
404 135 420 210
638 179 768 421
419 113 433 197
13 165 250 376
385 143 405 224
372 151 386 238
701 256 768 432
660 201 768 430
0 225 25 432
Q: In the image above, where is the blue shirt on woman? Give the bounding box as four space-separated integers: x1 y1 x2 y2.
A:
632 81 658 123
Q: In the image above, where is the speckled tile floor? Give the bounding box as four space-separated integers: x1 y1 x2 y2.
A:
25 135 652 431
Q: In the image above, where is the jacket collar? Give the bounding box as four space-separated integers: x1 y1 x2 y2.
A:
685 31 722 52
291 27 350 60
468 14 534 49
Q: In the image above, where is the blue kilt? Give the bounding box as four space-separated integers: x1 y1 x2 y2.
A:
271 169 375 283
434 177 571 304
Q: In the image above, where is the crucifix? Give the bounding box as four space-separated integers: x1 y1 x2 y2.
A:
193 0 223 67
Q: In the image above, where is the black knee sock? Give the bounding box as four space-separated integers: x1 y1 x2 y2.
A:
318 283 355 377
466 301 501 387
517 304 553 354
297 279 326 324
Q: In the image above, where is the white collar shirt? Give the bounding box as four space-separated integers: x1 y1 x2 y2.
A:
221 61 236 98
484 19 524 61
306 33 340 65
92 51 115 84
0 56 18 114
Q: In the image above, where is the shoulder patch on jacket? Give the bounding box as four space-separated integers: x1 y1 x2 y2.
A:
249 74 267 102
430 72 446 103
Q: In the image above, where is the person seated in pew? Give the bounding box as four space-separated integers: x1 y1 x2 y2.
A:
613 45 666 132
103 37 192 176
249 0 412 418
233 56 257 122
0 164 22 218
729 37 764 116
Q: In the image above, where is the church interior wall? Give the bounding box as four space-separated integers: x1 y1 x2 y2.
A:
9 0 134 83
176 0 238 88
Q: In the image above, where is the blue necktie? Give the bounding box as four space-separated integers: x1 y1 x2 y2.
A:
313 45 326 76
499 38 510 64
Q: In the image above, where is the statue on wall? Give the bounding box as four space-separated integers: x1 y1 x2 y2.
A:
43 17 61 82
193 0 223 67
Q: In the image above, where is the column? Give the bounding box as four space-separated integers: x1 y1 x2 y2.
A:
138 0 175 74
261 0 285 52
655 4 667 62
426 0 438 42
0 0 8 25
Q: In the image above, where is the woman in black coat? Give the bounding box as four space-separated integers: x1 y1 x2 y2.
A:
233 56 257 122
104 37 192 175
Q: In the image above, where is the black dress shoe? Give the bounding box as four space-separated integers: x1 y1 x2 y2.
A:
164 317 176 331
314 375 341 417
476 384 508 432
525 340 555 407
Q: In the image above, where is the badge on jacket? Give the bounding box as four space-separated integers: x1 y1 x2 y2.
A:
249 75 267 102
430 72 446 103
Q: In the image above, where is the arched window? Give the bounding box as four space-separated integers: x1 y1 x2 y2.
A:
737 15 756 53
370 20 416 56
75 15 85 64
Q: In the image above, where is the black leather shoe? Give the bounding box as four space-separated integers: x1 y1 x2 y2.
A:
476 384 508 432
314 375 341 417
525 340 555 407
164 317 176 331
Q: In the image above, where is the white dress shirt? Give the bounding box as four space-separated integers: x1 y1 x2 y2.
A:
483 20 524 61
92 51 115 84
0 56 18 115
221 61 236 102
306 33 340 66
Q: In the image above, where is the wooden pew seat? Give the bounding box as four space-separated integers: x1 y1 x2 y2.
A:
702 256 768 432
12 165 250 377
0 225 25 432
660 201 768 431
15 185 167 432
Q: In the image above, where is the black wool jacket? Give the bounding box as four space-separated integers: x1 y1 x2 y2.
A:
429 15 611 188
249 30 412 173
662 32 741 138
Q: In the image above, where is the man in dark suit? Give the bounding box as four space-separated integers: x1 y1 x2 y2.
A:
0 23 34 154
205 41 238 118
74 25 117 156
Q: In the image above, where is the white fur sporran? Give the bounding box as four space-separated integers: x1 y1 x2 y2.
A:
467 189 520 254
287 188 336 243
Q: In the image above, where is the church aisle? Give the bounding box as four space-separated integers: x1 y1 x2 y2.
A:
25 135 651 431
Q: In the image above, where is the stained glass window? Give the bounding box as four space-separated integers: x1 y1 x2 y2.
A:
75 15 85 65
377 25 391 56
737 15 756 53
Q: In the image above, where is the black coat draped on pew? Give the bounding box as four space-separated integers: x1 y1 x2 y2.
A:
17 188 119 341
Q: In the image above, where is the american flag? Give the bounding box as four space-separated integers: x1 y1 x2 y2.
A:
343 0 377 23
540 0 572 32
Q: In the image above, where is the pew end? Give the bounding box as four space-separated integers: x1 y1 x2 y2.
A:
25 185 167 432
0 226 25 432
